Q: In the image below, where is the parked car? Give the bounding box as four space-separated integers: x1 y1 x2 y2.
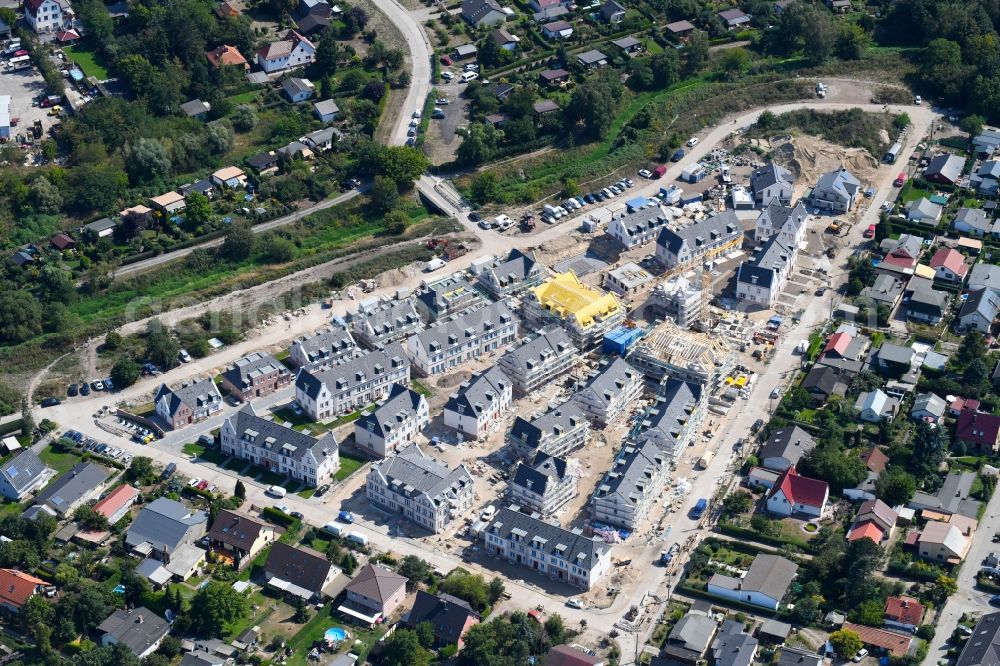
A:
638 169 652 179
92 380 104 391
441 70 454 80
436 98 450 105
852 649 869 662
104 378 115 391
290 511 304 520
41 398 60 407
188 477 202 487
80 383 90 396
440 55 452 65
273 504 290 514
338 510 355 523
686 136 699 147
67 383 78 397
566 598 583 609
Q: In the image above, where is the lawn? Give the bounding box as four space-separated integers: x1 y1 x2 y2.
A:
297 486 317 499
335 453 366 482
38 446 82 476
181 442 226 465
285 604 388 666
64 45 110 79
227 91 260 105
899 180 933 203
256 469 287 486
411 379 434 397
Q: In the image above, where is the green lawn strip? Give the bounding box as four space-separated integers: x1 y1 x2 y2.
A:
271 407 315 428
227 91 260 105
225 590 272 641
334 453 366 482
298 486 317 499
64 45 110 79
38 446 82 476
286 603 335 664
181 442 226 465
257 469 287 486
411 379 434 397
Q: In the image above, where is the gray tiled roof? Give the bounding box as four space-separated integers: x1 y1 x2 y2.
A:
35 462 108 515
370 444 473 503
657 210 741 255
97 607 170 657
511 452 568 496
126 497 208 556
352 299 422 342
444 366 511 417
637 378 701 450
760 426 816 466
355 383 425 438
414 302 515 355
222 351 289 390
878 342 914 366
593 440 665 507
955 207 990 232
956 612 1000 666
737 234 793 289
499 326 575 373
225 404 338 464
925 153 965 183
713 620 758 666
961 288 1000 323
573 358 640 411
751 163 793 191
488 506 610 568
414 275 484 318
0 450 48 495
477 249 543 293
509 401 588 451
814 168 860 199
291 326 357 366
711 554 797 600
154 378 222 418
295 345 409 400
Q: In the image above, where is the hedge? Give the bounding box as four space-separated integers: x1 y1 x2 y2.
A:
261 506 299 528
716 521 810 552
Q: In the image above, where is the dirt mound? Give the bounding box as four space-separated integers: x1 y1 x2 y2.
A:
532 234 589 267
777 135 879 200
436 369 472 388
376 262 425 288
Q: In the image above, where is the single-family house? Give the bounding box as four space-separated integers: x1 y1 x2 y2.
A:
959 289 999 333
542 19 573 39
971 161 1000 195
911 392 946 424
710 620 758 666
930 248 968 283
905 285 949 323
35 462 108 517
264 542 340 601
257 30 316 73
801 365 850 404
884 596 924 633
294 0 332 33
759 426 816 472
665 20 695 42
718 8 750 28
810 168 860 212
860 274 905 310
855 389 900 423
98 607 170 658
955 613 1000 666
923 153 966 186
661 612 719 663
611 35 643 54
849 498 897 543
955 208 992 238
539 68 570 85
83 217 118 240
576 49 608 69
950 396 981 417
247 151 279 176
751 163 794 207
206 44 249 70
955 410 1000 452
918 520 972 563
25 0 72 34
341 564 408 623
125 497 208 561
92 484 140 524
601 0 625 22
490 27 519 50
207 510 276 570
0 569 50 614
461 0 506 27
707 554 797 610
0 451 51 501
303 127 339 152
875 343 915 377
179 179 215 199
211 166 248 189
906 197 942 225
282 77 315 103
765 466 829 518
405 591 480 649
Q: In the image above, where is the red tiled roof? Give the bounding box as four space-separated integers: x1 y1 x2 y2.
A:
884 596 924 627
848 521 884 543
950 397 981 413
25 0 47 15
767 466 828 509
0 569 49 609
50 233 75 250
823 332 852 357
930 248 968 277
92 484 139 519
861 447 889 473
904 530 919 546
955 410 1000 448
842 622 912 656
206 45 249 69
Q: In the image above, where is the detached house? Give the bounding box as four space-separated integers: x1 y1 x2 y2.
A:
405 591 480 649
765 466 829 518
855 389 900 423
759 426 816 472
923 153 965 186
154 378 222 430
207 510 276 570
0 451 51 501
0 569 50 614
665 20 696 42
542 20 573 39
959 289 999 333
810 168 860 212
905 285 949 324
282 77 315 103
354 383 429 458
707 554 797 610
221 351 291 402
443 366 513 439
751 163 794 207
341 564 408 623
125 497 208 562
461 0 506 27
98 607 170 658
918 520 972 563
265 542 340 602
366 444 474 533
930 248 968 283
206 44 249 70
34 462 108 517
955 410 1000 452
954 207 992 237
906 198 942 225
211 166 247 189
600 0 625 22
26 0 72 34
221 404 340 487
971 161 1000 195
884 596 924 633
257 30 316 73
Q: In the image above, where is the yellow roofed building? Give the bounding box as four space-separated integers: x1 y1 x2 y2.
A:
523 272 625 349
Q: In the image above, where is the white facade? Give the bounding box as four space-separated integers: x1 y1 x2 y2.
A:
354 386 429 458
442 367 513 439
26 0 69 33
294 348 410 420
405 302 518 376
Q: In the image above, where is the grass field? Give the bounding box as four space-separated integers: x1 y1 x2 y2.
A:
181 442 226 465
335 453 366 481
64 45 110 80
38 446 82 476
227 91 259 105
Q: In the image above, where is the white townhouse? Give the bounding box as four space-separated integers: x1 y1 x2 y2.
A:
607 204 673 249
443 366 513 439
288 326 358 369
655 211 743 270
572 358 644 426
591 440 668 530
754 200 808 247
256 30 316 73
221 404 339 487
294 345 410 420
735 234 795 309
354 383 429 458
366 444 474 534
350 298 423 349
405 302 518 376
497 326 577 394
484 506 613 590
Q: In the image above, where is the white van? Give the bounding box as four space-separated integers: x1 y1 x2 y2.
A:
266 485 287 498
323 522 346 537
461 71 479 83
347 532 369 546
480 505 497 521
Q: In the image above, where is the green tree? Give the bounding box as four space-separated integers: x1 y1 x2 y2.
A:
852 599 886 626
384 209 409 235
875 214 893 242
30 177 63 214
184 192 213 226
266 236 297 263
123 138 171 185
371 175 400 213
382 628 432 666
292 596 310 623
399 555 432 591
836 22 868 60
415 620 435 647
717 48 751 79
192 581 250 638
876 468 917 505
721 491 753 518
684 29 709 75
956 331 987 367
0 291 43 343
469 171 504 205
111 358 141 388
921 39 967 102
961 114 985 138
232 104 258 132
221 220 256 262
965 358 989 388
74 505 110 531
829 629 863 659
104 331 123 350
54 562 80 587
125 456 156 484
235 480 246 499
38 264 76 304
488 577 505 604
145 321 179 370
799 444 868 491
457 123 499 165
909 421 948 481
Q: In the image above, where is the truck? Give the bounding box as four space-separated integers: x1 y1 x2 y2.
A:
696 451 714 470
691 498 708 519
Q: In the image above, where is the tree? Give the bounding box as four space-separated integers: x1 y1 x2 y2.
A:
852 599 886 626
232 104 258 132
371 175 400 213
314 31 342 76
184 192 213 226
399 555 432 590
965 358 989 388
124 138 171 185
111 358 141 388
721 491 753 518
415 620 435 647
717 48 751 79
457 123 499 165
921 39 967 103
235 480 246 499
684 30 709 75
469 171 504 205
192 581 250 638
266 236 297 263
565 71 622 140
875 214 893 242
384 209 409 236
221 220 256 262
30 177 63 214
38 264 76 304
54 561 79 587
0 291 43 343
836 23 868 60
104 331 123 350
382 628 432 666
488 577 505 604
956 331 987 367
70 164 127 213
799 444 868 491
876 468 917 505
125 456 156 484
292 596 310 623
145 321 179 370
830 629 863 659
961 114 985 138
74 505 110 530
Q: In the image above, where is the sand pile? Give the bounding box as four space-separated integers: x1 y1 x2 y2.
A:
376 262 425 289
781 135 879 200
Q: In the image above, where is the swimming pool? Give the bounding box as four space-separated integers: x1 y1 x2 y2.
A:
324 627 347 643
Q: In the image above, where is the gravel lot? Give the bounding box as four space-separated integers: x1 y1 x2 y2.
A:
0 64 53 144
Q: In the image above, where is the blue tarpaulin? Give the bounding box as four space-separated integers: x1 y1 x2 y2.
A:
68 68 84 82
626 196 651 212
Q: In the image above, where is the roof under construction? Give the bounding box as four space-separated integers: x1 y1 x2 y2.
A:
629 320 733 385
